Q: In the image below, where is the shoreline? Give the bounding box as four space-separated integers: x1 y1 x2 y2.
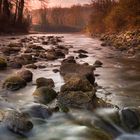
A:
90 29 140 56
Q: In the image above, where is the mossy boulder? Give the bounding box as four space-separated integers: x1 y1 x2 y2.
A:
61 76 93 92
17 69 33 82
58 90 95 109
60 63 95 85
33 87 57 104
2 76 26 91
0 57 7 70
36 77 55 88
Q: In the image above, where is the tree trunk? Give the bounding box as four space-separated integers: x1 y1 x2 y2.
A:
17 0 24 24
0 0 2 15
14 0 19 24
3 0 10 17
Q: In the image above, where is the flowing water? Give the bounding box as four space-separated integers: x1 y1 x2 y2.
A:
0 33 140 140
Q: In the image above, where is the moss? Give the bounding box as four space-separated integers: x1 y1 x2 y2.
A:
0 57 7 70
61 76 93 92
3 75 26 91
36 77 55 88
33 86 57 104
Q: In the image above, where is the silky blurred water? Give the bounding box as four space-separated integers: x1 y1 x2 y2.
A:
0 33 140 140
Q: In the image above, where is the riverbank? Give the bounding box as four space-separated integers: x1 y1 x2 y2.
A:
91 29 140 56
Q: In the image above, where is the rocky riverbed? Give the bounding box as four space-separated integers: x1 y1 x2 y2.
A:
0 33 140 140
92 30 140 56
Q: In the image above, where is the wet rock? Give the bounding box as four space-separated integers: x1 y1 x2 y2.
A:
25 64 37 69
28 44 45 51
46 50 57 60
62 56 76 64
8 61 22 69
0 46 20 55
8 43 23 48
2 76 26 91
119 108 140 130
36 77 55 88
60 62 95 84
53 69 59 73
17 69 33 82
78 53 88 58
24 48 32 53
101 42 107 46
61 76 93 92
21 103 52 119
38 65 46 69
55 45 69 54
0 57 7 70
4 110 33 134
74 49 88 54
12 54 35 65
58 90 96 109
93 60 103 68
33 87 57 104
55 49 65 58
42 41 49 45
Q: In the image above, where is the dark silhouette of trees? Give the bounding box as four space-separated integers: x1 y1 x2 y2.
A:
0 0 48 33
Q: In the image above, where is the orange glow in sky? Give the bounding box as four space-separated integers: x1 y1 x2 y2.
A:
30 0 90 9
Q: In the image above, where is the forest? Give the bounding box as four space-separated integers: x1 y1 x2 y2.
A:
32 4 92 32
88 0 140 33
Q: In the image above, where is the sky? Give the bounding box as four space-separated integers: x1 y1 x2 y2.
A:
30 0 91 9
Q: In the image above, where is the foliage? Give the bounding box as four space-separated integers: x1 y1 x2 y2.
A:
88 0 140 33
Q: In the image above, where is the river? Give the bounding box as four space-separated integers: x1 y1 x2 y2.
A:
0 33 140 140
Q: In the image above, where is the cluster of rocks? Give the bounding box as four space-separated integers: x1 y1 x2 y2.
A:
0 36 69 70
99 29 140 55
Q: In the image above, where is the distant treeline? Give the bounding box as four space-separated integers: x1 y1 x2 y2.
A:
87 0 140 33
0 0 32 33
32 4 92 32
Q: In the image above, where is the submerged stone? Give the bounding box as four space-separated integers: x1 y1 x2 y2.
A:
4 110 33 134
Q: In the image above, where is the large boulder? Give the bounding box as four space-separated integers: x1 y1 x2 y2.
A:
33 87 57 104
4 110 33 134
17 69 33 82
0 57 7 70
36 77 55 88
58 90 96 109
61 76 93 92
2 76 26 91
60 63 95 85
